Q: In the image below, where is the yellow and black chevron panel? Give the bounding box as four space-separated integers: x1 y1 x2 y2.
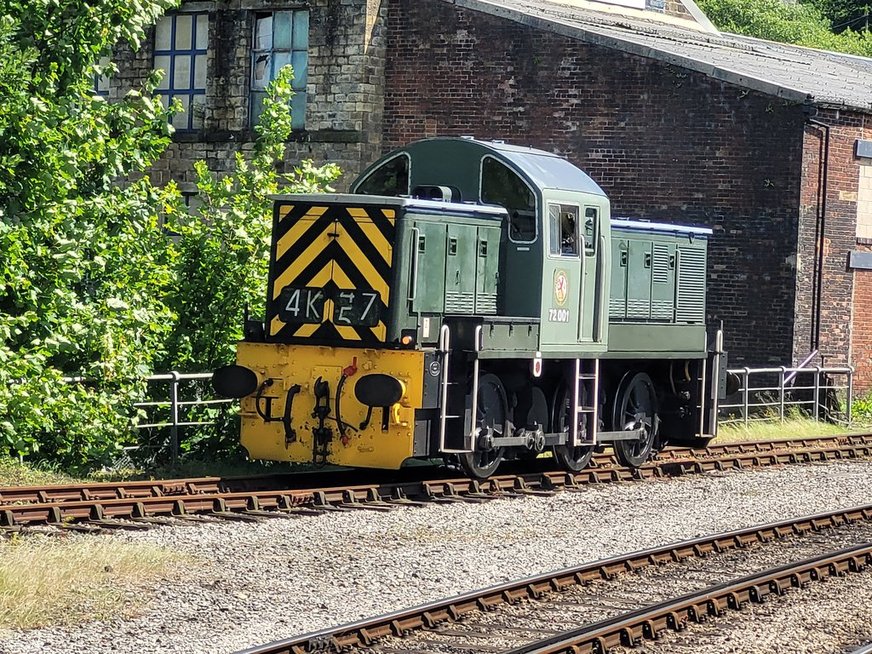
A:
267 202 396 344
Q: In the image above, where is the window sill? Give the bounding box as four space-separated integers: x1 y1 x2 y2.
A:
170 128 364 144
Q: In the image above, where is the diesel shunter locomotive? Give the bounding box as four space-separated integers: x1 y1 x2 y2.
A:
213 138 727 478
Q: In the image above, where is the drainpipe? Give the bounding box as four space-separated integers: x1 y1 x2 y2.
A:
806 116 830 355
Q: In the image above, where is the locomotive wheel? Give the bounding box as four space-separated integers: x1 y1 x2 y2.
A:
458 374 507 479
611 372 658 468
551 381 594 473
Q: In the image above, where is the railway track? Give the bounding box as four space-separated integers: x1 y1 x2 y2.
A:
236 504 872 654
1 433 870 531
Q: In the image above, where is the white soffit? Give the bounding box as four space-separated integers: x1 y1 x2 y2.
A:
540 0 712 32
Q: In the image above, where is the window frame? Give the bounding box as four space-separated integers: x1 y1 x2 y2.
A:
249 9 309 130
546 202 582 259
93 55 111 98
479 155 539 244
582 206 599 255
857 162 872 241
353 152 412 196
153 12 209 132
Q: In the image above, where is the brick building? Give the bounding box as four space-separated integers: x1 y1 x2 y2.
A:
108 0 872 390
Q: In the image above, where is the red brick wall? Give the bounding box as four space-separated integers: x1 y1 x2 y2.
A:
853 264 872 393
796 110 872 393
384 0 806 365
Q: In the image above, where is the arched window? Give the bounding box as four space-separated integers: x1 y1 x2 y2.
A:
480 156 536 243
355 153 410 197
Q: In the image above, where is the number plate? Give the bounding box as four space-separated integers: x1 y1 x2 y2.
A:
278 287 381 327
333 290 381 327
278 287 327 324
548 308 570 323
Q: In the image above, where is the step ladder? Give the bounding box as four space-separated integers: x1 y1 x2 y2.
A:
696 327 723 437
572 358 599 447
438 324 476 453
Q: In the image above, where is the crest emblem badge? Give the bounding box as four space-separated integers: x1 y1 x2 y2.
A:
554 270 568 306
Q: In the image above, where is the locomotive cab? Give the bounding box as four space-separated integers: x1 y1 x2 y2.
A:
354 137 613 346
216 138 725 478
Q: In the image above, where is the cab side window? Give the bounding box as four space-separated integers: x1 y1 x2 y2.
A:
548 204 579 257
481 156 536 242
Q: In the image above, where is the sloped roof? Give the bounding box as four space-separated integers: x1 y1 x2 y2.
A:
445 0 872 111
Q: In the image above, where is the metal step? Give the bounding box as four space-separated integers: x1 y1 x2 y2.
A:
573 358 600 448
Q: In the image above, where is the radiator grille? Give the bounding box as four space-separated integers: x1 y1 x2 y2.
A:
651 299 673 320
626 298 650 319
652 243 670 285
609 297 626 318
446 291 475 313
475 293 498 314
676 247 706 323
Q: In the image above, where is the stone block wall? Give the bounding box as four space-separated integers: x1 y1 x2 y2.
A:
663 0 693 18
109 0 388 190
384 0 806 366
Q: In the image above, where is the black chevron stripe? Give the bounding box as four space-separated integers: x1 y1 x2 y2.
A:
334 210 392 280
367 206 396 245
273 211 336 274
273 202 314 243
312 321 340 340
267 245 335 323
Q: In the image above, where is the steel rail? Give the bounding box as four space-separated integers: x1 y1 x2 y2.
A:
233 504 872 654
0 435 870 529
2 432 869 507
0 470 379 506
505 542 872 654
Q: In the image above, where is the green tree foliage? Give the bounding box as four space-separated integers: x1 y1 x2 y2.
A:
0 3 340 471
809 0 871 33
157 68 341 460
697 0 872 55
0 0 180 469
161 68 341 373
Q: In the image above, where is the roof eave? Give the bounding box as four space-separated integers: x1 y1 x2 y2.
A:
448 0 824 106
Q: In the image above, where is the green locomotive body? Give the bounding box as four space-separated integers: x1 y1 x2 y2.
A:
215 138 724 477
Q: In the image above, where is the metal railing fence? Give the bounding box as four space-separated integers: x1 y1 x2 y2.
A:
133 371 234 463
718 365 853 426
63 362 855 463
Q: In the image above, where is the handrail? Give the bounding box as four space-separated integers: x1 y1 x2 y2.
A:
720 364 853 426
784 349 819 386
55 359 854 463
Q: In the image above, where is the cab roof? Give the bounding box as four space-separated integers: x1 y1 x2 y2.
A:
352 137 607 199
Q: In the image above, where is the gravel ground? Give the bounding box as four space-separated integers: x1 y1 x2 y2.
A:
369 520 872 652
610 570 872 654
1 459 871 654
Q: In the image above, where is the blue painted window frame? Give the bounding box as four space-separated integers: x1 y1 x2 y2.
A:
93 55 111 97
153 13 209 131
250 10 309 129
